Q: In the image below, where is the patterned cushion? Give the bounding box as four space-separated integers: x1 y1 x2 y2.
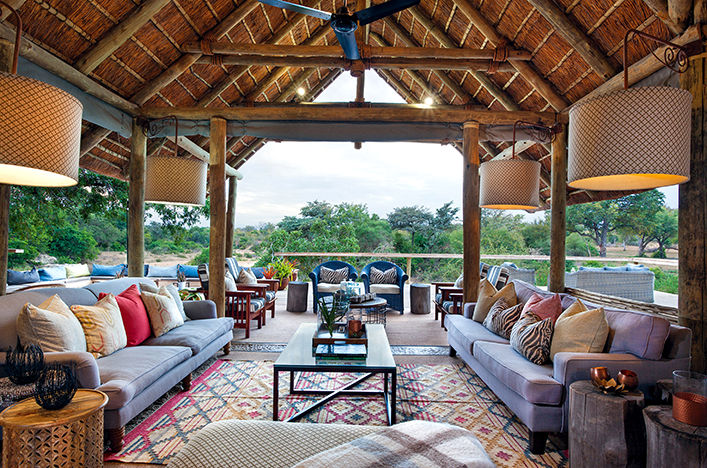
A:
141 283 187 321
483 298 524 339
141 286 185 337
250 297 266 312
237 267 258 285
71 294 127 358
319 266 348 284
486 265 510 289
225 257 240 279
370 266 397 284
510 311 554 365
17 294 87 353
265 291 276 302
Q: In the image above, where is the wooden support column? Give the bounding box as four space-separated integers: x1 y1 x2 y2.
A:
0 38 12 295
549 127 567 293
225 176 237 258
209 118 227 318
679 50 707 374
462 121 481 304
127 118 146 277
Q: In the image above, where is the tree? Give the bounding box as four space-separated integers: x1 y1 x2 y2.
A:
566 200 620 257
521 216 551 255
387 202 458 253
616 190 665 256
147 201 210 248
387 205 433 246
651 209 678 258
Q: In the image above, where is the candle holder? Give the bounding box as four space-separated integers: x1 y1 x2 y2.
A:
673 370 707 426
6 341 44 385
34 363 78 410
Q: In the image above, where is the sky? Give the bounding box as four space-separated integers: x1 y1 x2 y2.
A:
231 71 679 228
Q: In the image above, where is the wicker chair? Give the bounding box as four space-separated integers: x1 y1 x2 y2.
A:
309 261 358 313
360 261 409 314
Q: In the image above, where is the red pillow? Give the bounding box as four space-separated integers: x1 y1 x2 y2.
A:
99 284 151 346
521 292 563 325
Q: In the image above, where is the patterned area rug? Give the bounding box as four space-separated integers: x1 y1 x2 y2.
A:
105 360 568 467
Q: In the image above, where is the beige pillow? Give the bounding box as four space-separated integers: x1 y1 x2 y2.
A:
225 271 238 291
472 280 517 323
454 273 463 288
550 299 609 361
141 287 184 337
71 294 127 358
237 267 258 285
65 263 90 278
17 295 87 353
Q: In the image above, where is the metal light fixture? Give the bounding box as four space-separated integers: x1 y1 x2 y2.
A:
568 30 692 191
145 117 207 206
0 2 82 187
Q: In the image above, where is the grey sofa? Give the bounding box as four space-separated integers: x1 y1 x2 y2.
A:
0 277 234 452
565 265 655 302
445 279 691 454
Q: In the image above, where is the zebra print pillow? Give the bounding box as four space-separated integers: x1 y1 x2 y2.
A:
320 266 349 284
509 311 554 365
483 298 524 339
370 266 397 284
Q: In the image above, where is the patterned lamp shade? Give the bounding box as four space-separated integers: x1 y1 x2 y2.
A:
0 72 83 187
145 155 207 206
479 159 540 210
568 87 692 190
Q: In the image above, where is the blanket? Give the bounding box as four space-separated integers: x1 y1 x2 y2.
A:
292 420 496 468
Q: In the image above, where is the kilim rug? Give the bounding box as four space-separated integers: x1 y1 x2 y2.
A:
105 360 568 467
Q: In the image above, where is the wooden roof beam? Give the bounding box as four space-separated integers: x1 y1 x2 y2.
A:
643 0 684 35
167 136 242 179
668 0 691 30
525 0 616 81
74 0 172 74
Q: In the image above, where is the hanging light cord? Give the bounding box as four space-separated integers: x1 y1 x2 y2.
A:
623 29 688 90
0 1 22 74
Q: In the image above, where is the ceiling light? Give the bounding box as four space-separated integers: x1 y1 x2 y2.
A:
424 97 434 106
297 87 306 96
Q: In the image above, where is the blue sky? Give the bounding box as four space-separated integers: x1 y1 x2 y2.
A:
232 71 679 228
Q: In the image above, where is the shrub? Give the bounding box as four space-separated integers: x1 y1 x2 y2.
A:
651 267 678 294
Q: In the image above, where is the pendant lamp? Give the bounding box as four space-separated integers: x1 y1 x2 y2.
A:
568 30 692 191
0 3 82 187
145 117 207 207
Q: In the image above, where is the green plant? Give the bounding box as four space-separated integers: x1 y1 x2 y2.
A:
317 297 338 337
651 267 679 294
269 258 297 280
177 271 186 282
263 266 276 279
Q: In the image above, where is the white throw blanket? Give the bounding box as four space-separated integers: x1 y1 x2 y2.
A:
292 421 495 468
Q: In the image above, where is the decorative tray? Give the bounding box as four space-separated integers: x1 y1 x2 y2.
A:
312 323 368 346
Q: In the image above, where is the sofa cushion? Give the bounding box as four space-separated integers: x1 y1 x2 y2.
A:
7 267 39 285
98 284 151 347
510 312 554 365
522 293 562 325
482 298 524 339
38 266 67 281
317 283 342 293
91 263 125 277
141 318 233 355
454 273 463 288
147 264 178 278
17 294 87 353
370 284 400 295
178 264 199 278
66 264 90 278
472 280 517 323
473 341 562 406
96 345 192 410
550 299 608 361
445 315 509 355
141 287 184 337
71 294 128 358
141 282 187 321
370 266 397 284
604 309 670 360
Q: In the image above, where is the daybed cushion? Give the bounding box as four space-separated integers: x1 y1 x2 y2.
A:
473 340 563 406
147 264 179 278
445 314 509 355
17 294 86 352
91 263 125 276
141 318 233 356
38 266 67 281
178 264 199 278
66 264 91 278
96 345 192 410
369 284 400 295
7 267 39 285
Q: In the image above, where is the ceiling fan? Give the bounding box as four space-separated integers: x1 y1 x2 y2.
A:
258 0 421 60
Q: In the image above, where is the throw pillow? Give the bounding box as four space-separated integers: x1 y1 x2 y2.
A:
550 299 609 361
453 273 463 288
483 298 525 339
522 292 563 325
98 284 151 346
38 266 67 281
225 271 238 291
320 266 348 284
141 287 184 337
472 280 517 323
141 282 188 321
146 264 179 278
65 264 90 278
510 311 554 365
178 264 199 278
71 294 127 358
17 294 86 353
90 263 125 276
370 266 397 284
237 267 258 285
7 267 40 285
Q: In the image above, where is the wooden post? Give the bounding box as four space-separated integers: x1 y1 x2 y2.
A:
226 176 237 258
0 38 11 295
406 257 412 283
462 121 481 304
549 127 567 293
679 51 707 374
209 117 227 318
127 118 146 277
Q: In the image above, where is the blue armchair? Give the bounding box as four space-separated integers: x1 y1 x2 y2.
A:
309 261 358 313
360 261 408 314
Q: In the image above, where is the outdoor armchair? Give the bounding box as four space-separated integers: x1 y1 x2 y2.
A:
309 260 358 313
360 261 408 314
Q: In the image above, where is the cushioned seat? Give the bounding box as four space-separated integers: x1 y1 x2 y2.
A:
445 314 509 355
473 341 563 406
96 345 192 410
369 284 400 294
142 318 233 356
316 283 342 293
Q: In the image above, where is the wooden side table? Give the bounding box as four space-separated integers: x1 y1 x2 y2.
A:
410 283 431 315
569 380 645 468
644 405 707 468
0 389 108 468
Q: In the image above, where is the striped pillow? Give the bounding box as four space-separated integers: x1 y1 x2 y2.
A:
320 266 348 284
370 266 397 284
510 311 554 365
483 298 524 339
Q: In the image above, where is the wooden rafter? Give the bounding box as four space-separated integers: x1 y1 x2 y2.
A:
643 0 683 35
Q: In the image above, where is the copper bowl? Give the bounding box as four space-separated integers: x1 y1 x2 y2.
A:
673 392 707 426
617 370 639 390
590 367 610 384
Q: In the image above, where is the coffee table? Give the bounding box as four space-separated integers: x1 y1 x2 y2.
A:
273 322 397 425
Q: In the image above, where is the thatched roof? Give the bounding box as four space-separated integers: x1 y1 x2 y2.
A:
0 0 696 207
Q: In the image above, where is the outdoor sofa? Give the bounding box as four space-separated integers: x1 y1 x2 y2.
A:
0 277 234 452
565 264 655 303
445 279 691 454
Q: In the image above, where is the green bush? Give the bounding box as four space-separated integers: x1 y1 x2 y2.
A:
651 267 678 294
566 233 599 257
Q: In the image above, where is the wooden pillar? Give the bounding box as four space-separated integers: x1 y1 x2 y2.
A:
549 127 567 293
679 51 707 374
225 176 237 258
0 38 11 295
127 118 146 277
209 117 227 318
462 121 481 304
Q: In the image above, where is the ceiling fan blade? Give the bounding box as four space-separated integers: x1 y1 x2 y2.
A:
333 29 360 60
258 0 332 21
355 0 421 25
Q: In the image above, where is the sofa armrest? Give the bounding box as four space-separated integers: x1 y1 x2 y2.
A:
0 351 100 389
462 302 477 319
552 352 644 387
184 299 217 320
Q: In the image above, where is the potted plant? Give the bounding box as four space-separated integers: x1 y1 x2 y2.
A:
176 271 187 290
263 266 276 280
269 258 297 291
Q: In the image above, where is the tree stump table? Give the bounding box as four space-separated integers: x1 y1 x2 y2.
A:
410 283 431 315
644 405 707 468
286 281 308 312
569 380 645 468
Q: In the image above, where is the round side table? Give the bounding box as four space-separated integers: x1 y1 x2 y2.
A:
644 405 707 468
410 283 431 315
0 389 108 468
